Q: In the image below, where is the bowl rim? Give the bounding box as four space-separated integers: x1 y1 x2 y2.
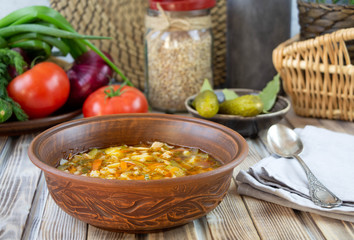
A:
28 113 249 186
185 88 291 120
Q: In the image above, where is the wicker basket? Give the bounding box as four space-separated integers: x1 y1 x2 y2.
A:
297 0 354 40
297 0 354 62
50 0 227 89
272 28 354 121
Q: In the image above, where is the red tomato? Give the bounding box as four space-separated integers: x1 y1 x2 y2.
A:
83 84 148 117
7 62 70 119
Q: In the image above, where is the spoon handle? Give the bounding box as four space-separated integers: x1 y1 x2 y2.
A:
293 155 342 208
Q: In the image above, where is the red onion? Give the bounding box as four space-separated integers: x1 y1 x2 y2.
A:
66 50 113 107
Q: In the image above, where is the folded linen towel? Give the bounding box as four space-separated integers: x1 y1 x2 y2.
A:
236 125 354 222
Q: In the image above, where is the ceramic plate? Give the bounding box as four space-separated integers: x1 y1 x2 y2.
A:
0 108 82 136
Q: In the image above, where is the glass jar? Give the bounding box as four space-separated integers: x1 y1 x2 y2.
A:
145 0 215 112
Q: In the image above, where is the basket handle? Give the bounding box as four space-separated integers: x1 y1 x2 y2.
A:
273 28 354 74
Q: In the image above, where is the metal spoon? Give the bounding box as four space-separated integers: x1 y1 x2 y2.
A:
267 124 342 208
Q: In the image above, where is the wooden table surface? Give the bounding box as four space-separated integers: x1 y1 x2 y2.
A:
1 108 353 240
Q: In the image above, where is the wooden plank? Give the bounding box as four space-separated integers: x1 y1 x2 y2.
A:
234 138 313 239
146 222 198 240
0 134 41 240
284 108 321 129
334 120 354 135
87 225 136 240
243 197 311 240
0 136 10 171
193 217 213 240
293 211 327 240
234 138 270 172
206 179 260 240
285 108 354 135
22 173 49 240
316 116 354 135
37 195 87 240
0 136 8 153
310 214 354 240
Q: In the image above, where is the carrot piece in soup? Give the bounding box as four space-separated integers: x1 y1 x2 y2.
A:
135 175 145 180
92 159 103 170
121 161 127 171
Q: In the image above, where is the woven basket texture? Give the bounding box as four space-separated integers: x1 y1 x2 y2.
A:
50 0 227 90
273 28 354 121
297 0 354 61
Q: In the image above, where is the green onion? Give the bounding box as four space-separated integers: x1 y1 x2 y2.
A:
0 37 6 48
0 6 74 30
9 39 52 57
0 24 110 40
0 6 134 86
8 32 70 56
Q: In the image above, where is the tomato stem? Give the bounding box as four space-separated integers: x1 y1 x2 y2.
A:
30 55 45 68
104 83 127 99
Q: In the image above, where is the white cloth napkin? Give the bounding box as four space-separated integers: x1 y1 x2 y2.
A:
236 125 354 222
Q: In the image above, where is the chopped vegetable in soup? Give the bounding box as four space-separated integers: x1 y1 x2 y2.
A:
57 141 222 180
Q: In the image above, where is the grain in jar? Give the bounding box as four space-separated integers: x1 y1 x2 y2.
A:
145 0 215 112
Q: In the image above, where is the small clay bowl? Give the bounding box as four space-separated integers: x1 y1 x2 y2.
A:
185 89 291 138
28 113 248 233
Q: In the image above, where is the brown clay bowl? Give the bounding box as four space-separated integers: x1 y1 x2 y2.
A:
185 88 291 138
28 113 248 233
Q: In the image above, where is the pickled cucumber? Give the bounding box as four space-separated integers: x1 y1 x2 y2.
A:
193 90 219 118
219 95 264 117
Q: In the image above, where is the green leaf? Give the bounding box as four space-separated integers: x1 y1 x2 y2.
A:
200 79 213 92
0 49 29 122
0 48 27 83
11 99 28 121
222 89 238 101
259 74 280 112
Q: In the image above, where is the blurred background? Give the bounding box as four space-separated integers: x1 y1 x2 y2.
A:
0 0 300 90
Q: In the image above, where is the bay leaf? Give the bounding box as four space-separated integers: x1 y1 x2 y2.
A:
259 74 280 112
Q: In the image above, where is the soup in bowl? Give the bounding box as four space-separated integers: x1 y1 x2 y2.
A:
28 113 248 232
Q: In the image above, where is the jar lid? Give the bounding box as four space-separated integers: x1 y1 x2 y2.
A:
149 0 216 11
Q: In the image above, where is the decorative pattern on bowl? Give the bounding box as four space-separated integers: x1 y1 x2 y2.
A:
46 173 231 232
28 113 248 232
